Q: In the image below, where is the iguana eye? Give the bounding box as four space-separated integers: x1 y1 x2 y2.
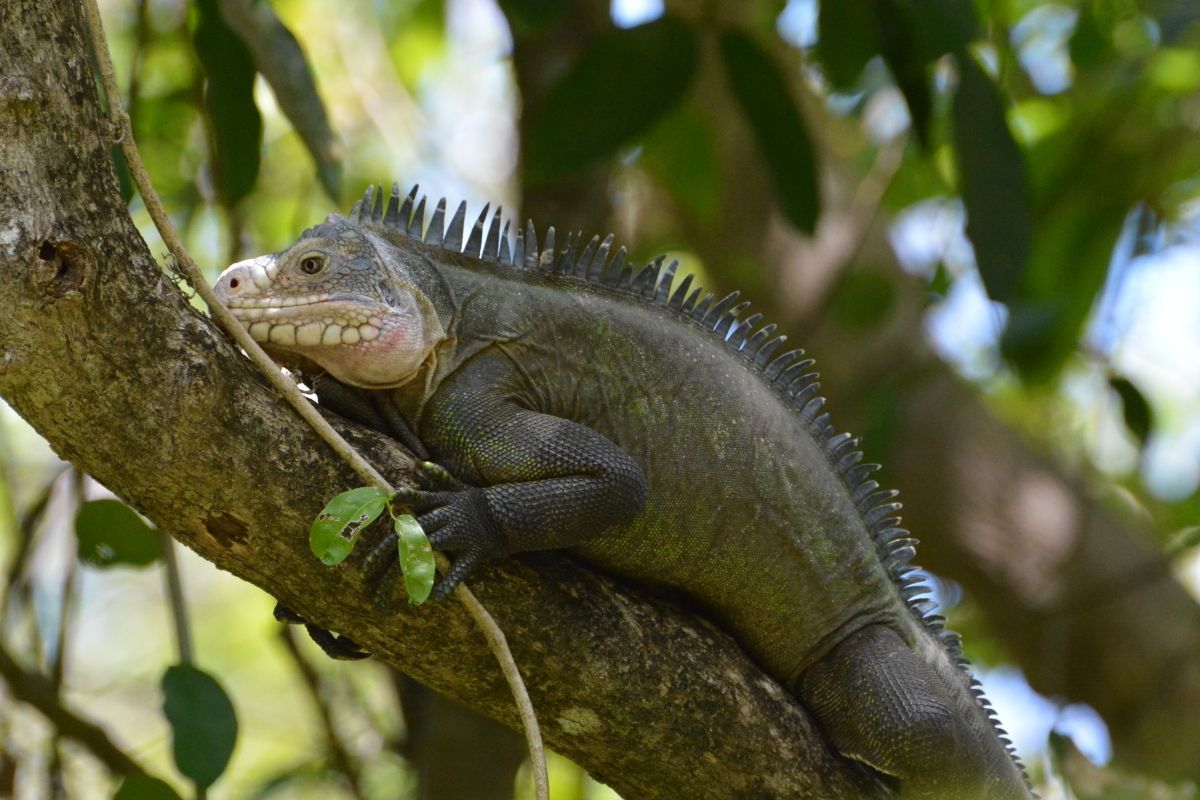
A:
299 253 325 275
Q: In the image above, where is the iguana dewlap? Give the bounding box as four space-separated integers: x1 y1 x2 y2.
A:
215 185 1033 799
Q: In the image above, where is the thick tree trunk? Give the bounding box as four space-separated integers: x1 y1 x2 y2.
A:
0 2 884 798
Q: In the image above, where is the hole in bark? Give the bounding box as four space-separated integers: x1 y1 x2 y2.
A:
205 511 250 547
37 240 87 297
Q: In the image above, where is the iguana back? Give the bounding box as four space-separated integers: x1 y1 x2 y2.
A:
215 185 1034 799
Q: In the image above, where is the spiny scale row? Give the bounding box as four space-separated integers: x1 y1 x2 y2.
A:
352 184 951 655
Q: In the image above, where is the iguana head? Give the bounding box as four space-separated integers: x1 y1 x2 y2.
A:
213 216 445 389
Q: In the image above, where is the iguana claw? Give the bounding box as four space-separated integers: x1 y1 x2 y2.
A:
415 460 462 490
273 602 370 660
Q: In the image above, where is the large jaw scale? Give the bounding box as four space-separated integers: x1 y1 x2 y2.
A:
214 250 439 389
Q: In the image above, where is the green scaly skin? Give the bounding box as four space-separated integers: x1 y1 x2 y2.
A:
215 185 1033 799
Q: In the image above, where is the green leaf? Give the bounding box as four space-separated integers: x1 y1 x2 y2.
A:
952 51 1032 304
75 499 161 568
640 103 720 223
1068 3 1115 70
192 0 262 207
113 775 183 800
817 0 880 88
162 665 237 792
1109 375 1153 448
499 0 570 34
873 0 933 145
524 16 698 182
394 514 436 604
911 0 979 61
719 31 820 234
111 145 134 205
309 487 391 566
213 0 341 201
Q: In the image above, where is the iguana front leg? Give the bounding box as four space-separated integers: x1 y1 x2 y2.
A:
374 353 648 598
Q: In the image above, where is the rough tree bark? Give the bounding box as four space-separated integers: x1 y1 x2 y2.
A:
0 2 885 798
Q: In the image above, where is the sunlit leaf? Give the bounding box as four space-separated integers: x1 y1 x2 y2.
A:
162 665 237 792
1109 375 1153 448
75 499 161 568
114 775 183 800
382 0 446 88
192 0 262 207
816 0 879 88
719 31 820 234
214 0 341 200
309 487 391 566
394 514 436 604
952 51 1032 304
524 16 698 182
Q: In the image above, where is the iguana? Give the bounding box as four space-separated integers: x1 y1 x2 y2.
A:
214 184 1033 799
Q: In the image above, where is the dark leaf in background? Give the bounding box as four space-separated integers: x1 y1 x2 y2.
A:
75 499 161 568
114 776 184 800
816 0 880 89
499 0 571 34
641 103 720 223
162 665 238 791
524 16 698 182
720 31 820 234
872 0 933 145
192 0 262 208
1068 3 1117 70
952 51 1032 304
1109 375 1153 448
215 0 341 201
1000 301 1064 381
911 0 979 61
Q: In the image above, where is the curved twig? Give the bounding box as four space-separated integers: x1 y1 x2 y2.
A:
78 3 548 798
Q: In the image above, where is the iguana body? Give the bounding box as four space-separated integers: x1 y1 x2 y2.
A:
215 185 1032 799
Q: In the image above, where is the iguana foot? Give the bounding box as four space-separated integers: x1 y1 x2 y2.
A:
363 481 503 603
274 602 371 660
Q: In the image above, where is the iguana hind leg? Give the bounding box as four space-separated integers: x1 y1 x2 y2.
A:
800 624 1029 800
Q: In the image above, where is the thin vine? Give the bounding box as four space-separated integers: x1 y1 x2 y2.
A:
78 3 548 798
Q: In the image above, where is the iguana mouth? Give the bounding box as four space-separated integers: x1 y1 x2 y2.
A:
226 296 391 347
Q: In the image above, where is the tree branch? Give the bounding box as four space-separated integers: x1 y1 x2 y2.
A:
0 641 146 780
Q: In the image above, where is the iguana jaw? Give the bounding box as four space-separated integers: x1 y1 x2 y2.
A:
214 245 439 389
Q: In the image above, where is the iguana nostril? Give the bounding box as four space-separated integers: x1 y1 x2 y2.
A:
229 277 240 289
